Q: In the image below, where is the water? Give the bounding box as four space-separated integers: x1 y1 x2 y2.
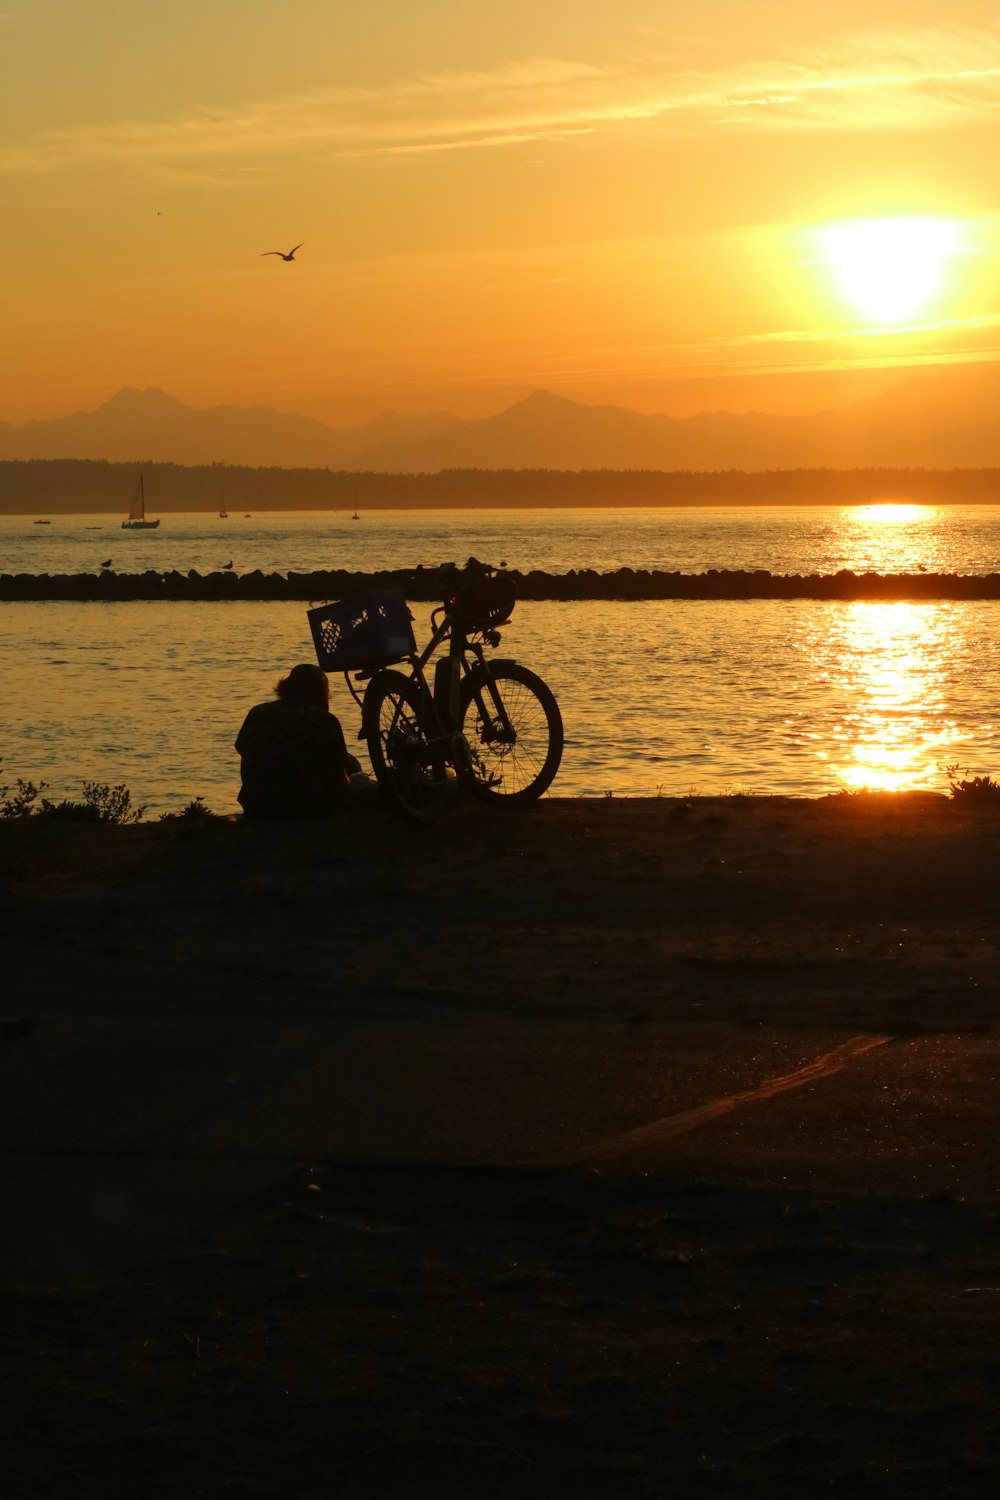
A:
7 502 1000 577
2 506 999 815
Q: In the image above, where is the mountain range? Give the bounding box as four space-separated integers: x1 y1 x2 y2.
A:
3 366 1000 471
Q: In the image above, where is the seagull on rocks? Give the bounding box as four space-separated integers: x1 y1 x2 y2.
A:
99 559 112 569
222 561 234 570
261 243 303 261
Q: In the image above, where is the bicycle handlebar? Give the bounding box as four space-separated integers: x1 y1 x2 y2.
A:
434 556 507 582
426 561 515 633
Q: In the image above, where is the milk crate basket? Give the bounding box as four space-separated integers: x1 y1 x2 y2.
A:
307 591 416 673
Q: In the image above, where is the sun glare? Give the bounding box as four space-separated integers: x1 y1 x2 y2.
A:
820 217 959 324
855 503 926 526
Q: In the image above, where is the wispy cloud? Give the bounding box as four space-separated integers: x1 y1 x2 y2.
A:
2 25 1000 178
730 310 1000 346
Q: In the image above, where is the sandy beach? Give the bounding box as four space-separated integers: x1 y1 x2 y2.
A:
3 793 1000 1496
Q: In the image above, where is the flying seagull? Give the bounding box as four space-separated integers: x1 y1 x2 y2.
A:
261 242 303 261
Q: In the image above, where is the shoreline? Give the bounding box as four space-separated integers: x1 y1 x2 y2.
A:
4 789 997 1045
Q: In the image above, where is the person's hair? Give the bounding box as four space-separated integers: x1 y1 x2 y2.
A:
275 663 329 708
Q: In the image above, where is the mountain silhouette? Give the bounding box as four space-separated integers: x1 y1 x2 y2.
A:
3 368 1000 470
0 388 462 469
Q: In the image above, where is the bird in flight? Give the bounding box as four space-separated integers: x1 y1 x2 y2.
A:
261 243 303 261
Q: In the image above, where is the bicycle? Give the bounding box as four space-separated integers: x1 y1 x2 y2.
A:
307 560 564 822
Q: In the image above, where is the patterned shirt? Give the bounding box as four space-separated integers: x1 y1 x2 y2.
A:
235 699 350 817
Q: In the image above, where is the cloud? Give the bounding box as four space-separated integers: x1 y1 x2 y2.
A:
731 310 1000 346
2 24 1000 178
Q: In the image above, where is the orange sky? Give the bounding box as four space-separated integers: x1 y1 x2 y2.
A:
3 1 1000 426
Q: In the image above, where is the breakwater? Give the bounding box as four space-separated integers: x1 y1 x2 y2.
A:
4 566 1000 602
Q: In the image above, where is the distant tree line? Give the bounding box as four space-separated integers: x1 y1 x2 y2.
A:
2 458 1000 514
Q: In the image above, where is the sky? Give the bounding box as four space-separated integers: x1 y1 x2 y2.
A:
4 0 1000 427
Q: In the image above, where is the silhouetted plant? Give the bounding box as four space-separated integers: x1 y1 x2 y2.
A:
38 781 145 825
0 760 48 819
944 764 1000 802
158 797 221 823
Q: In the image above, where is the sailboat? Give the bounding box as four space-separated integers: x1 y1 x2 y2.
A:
219 502 228 519
121 472 159 530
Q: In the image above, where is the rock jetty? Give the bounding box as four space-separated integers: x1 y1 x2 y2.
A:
3 566 1000 602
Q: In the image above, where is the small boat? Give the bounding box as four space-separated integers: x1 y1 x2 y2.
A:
121 472 160 530
34 519 51 525
352 510 360 521
219 503 228 518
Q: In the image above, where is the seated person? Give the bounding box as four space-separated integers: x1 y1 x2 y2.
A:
236 663 358 818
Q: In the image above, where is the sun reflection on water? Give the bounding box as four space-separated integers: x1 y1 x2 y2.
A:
831 601 961 792
852 503 927 527
842 503 940 576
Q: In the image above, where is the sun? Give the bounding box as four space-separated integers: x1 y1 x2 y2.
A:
819 216 959 324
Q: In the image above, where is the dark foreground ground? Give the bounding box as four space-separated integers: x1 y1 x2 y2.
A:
2 794 999 1497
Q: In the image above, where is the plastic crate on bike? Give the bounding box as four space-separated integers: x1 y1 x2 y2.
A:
308 592 416 673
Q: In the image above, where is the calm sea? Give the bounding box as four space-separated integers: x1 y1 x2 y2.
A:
2 505 999 814
7 502 1000 576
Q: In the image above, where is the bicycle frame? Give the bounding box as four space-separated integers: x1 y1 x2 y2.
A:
344 597 519 773
341 568 564 817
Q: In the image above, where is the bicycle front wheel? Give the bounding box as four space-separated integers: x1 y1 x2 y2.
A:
362 670 447 823
460 662 564 804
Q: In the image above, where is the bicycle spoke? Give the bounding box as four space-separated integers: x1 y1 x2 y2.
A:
362 669 447 822
462 664 563 804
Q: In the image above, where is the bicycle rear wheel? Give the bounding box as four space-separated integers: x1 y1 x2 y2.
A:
460 662 563 804
362 670 448 822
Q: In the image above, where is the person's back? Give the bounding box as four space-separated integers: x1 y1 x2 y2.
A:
236 663 351 818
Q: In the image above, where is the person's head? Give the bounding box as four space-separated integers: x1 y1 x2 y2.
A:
275 663 329 709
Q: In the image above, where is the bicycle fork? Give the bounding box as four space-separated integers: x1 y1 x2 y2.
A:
460 658 522 792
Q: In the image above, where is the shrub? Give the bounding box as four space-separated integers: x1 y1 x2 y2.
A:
1 757 48 818
37 782 145 825
944 764 1000 802
0 776 48 819
158 797 221 823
